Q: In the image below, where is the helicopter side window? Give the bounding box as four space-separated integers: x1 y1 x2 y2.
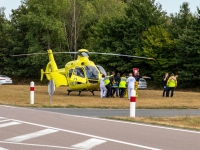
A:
74 67 85 78
69 69 73 78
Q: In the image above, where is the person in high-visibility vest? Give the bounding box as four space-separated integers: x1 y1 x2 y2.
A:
119 73 126 98
104 72 112 97
166 73 177 97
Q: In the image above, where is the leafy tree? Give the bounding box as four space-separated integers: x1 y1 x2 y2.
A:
63 0 127 57
5 0 71 78
141 26 176 84
4 4 32 77
166 2 200 88
84 0 166 74
175 8 200 88
0 7 9 74
168 2 195 38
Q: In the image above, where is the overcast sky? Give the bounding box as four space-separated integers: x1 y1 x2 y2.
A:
1 0 200 19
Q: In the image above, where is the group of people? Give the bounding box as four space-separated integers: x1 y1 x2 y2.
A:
100 71 178 98
100 71 138 99
162 73 178 97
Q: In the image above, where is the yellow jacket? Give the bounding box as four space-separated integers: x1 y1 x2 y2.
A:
167 76 177 87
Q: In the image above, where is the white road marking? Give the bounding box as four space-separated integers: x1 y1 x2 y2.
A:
0 122 21 128
0 147 8 150
5 129 58 143
71 138 106 149
56 112 200 134
0 105 16 108
2 105 199 134
9 119 161 150
0 120 11 123
0 141 78 149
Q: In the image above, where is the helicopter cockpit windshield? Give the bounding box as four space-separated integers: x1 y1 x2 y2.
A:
84 66 99 80
96 65 106 76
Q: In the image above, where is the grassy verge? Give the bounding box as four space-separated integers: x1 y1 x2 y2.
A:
106 116 200 131
0 85 200 109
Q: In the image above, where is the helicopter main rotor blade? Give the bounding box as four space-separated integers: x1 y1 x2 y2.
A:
88 52 155 60
11 52 78 56
11 52 47 56
53 52 78 54
11 51 154 60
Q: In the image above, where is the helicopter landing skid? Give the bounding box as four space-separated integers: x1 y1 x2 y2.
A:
67 90 95 96
90 90 95 96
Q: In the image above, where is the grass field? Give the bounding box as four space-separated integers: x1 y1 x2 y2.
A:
1 85 200 130
0 85 200 109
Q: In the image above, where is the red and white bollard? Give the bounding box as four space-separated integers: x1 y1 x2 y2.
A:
130 89 136 117
30 81 34 104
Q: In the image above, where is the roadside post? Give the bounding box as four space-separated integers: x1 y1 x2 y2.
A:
130 89 136 117
48 80 55 105
30 81 34 104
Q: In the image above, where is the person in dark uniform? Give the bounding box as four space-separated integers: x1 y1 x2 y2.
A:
114 73 121 97
110 71 116 97
162 73 169 97
134 71 142 81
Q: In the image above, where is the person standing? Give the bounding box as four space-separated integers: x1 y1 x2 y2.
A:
104 72 112 97
115 73 121 97
133 71 143 97
166 73 177 97
100 74 107 98
162 73 169 97
119 73 126 98
110 71 116 97
126 73 136 100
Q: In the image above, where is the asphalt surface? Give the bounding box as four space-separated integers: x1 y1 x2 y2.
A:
1 105 200 150
35 108 200 118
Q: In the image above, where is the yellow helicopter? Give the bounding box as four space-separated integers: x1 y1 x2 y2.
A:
12 49 154 95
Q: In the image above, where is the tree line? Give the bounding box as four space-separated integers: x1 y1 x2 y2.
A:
0 0 200 89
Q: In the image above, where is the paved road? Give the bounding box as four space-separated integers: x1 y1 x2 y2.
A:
1 105 200 150
35 108 200 117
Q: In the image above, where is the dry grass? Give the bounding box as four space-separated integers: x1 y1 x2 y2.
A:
0 85 200 109
1 85 200 130
107 116 200 131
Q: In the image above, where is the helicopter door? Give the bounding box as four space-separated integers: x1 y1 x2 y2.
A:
69 67 87 87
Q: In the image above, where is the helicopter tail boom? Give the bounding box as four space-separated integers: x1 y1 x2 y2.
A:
40 49 68 87
50 72 67 87
41 69 67 87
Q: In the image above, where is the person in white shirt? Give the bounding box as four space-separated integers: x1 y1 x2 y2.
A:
100 74 107 98
126 73 136 100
